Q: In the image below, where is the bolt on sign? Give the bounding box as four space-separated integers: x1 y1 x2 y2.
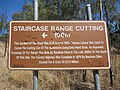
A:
8 21 111 70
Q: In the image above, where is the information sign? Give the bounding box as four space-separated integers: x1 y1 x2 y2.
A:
8 21 110 69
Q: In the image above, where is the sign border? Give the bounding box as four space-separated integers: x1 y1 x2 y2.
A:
8 21 111 70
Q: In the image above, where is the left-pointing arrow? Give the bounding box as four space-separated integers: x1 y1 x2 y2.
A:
42 32 48 38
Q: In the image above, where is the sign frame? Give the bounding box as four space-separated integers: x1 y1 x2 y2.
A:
8 21 111 70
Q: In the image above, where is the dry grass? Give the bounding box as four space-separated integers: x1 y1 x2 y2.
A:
0 41 120 90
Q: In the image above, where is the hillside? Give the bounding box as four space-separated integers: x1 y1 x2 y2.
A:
0 41 120 90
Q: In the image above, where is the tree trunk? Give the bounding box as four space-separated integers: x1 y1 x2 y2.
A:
99 0 103 20
4 34 7 57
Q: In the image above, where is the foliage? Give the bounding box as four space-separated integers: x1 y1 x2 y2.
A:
12 2 33 20
11 0 120 50
0 34 7 41
0 9 8 56
103 0 120 50
0 10 8 32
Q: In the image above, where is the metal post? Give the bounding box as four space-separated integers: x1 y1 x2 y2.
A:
109 68 113 86
99 0 114 86
86 4 101 90
83 70 87 82
33 70 38 90
93 70 101 90
33 0 38 90
86 4 92 20
82 13 87 83
99 0 113 86
33 0 38 20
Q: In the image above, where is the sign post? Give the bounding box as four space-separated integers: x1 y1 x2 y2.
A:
86 4 100 90
33 0 38 90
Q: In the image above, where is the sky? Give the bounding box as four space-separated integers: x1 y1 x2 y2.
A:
0 0 120 22
0 0 27 21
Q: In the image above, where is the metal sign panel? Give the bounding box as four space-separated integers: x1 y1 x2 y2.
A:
8 21 110 70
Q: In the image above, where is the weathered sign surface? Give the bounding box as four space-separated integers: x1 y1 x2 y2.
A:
8 21 110 69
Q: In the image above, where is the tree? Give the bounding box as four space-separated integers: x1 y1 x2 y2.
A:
12 1 33 20
12 0 120 50
102 0 120 50
0 9 8 56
